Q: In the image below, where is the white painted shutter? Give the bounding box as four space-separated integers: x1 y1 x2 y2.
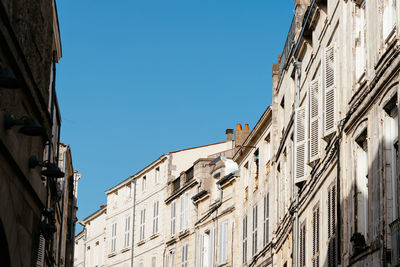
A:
180 196 184 231
171 200 176 236
295 105 307 184
185 192 189 229
199 233 204 267
309 79 321 162
223 221 228 262
36 234 45 267
209 227 215 267
323 45 337 137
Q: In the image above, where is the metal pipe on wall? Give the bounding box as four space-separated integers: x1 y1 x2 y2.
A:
130 178 137 267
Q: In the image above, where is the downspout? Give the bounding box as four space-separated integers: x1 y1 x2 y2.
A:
130 178 137 267
70 173 79 267
293 60 302 267
57 145 67 267
336 137 342 266
193 182 201 267
83 226 87 267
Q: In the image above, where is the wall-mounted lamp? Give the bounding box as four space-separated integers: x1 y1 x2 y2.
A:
0 66 18 88
4 114 46 137
29 155 65 178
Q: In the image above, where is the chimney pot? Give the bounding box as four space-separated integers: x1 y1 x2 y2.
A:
236 124 242 131
100 205 105 209
226 129 233 141
244 124 250 131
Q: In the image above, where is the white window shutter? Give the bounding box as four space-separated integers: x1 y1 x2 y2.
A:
180 196 184 231
295 105 307 184
309 78 321 162
323 45 337 137
171 201 176 236
209 227 215 267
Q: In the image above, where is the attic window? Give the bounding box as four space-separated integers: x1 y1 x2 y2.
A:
173 178 180 192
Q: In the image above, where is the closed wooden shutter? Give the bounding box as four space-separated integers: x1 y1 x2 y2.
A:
300 223 306 267
309 78 321 162
171 200 176 236
323 45 337 137
209 227 215 267
312 206 320 267
328 185 337 267
295 105 307 184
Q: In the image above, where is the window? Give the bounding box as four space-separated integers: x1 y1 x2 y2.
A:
155 167 160 184
199 229 214 267
328 184 337 267
173 177 180 192
218 220 228 265
312 205 320 267
383 0 397 40
354 2 366 80
180 192 189 231
243 216 248 264
300 222 306 267
295 102 307 184
171 200 176 236
140 207 146 241
355 128 368 236
252 204 258 255
124 215 130 248
182 242 188 267
152 257 156 267
166 249 175 267
254 149 259 190
263 194 270 245
384 95 399 219
142 176 146 192
111 222 117 252
153 200 159 234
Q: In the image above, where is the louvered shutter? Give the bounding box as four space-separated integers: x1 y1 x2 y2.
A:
327 185 337 267
199 234 204 267
36 234 45 267
180 196 184 231
209 227 215 267
309 79 321 162
323 45 337 137
295 105 307 184
312 207 320 267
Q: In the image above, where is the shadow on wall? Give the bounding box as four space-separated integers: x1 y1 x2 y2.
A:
0 219 11 267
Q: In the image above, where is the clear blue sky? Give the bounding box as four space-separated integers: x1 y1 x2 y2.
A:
56 0 294 226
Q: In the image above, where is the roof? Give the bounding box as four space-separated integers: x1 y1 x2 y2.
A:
233 105 272 162
81 205 107 225
169 141 227 154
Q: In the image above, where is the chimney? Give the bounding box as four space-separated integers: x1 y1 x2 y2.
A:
234 123 251 153
226 129 233 141
100 205 105 209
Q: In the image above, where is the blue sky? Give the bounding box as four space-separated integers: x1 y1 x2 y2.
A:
56 0 294 225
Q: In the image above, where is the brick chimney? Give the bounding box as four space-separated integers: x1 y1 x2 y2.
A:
234 123 251 153
226 129 233 141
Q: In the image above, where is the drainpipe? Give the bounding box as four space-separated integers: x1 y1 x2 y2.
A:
82 225 87 267
70 172 79 267
193 182 201 267
293 60 302 267
57 146 67 267
130 178 137 267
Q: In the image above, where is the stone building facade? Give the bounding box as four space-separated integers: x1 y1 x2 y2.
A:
0 0 79 267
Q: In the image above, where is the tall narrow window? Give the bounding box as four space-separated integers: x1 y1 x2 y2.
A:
182 242 188 267
199 230 211 267
328 184 337 267
124 215 130 248
180 192 189 231
295 103 307 184
383 0 397 40
300 222 306 267
142 176 146 192
354 2 366 80
218 220 228 265
140 207 146 241
309 78 321 162
166 249 175 267
243 216 248 264
254 149 259 190
111 222 117 252
153 200 159 234
155 167 160 184
355 129 368 236
171 200 176 236
312 205 320 267
252 204 258 256
264 194 270 245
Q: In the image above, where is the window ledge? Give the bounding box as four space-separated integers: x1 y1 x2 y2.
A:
179 229 190 239
107 252 116 258
150 233 159 240
137 240 145 246
121 247 130 253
